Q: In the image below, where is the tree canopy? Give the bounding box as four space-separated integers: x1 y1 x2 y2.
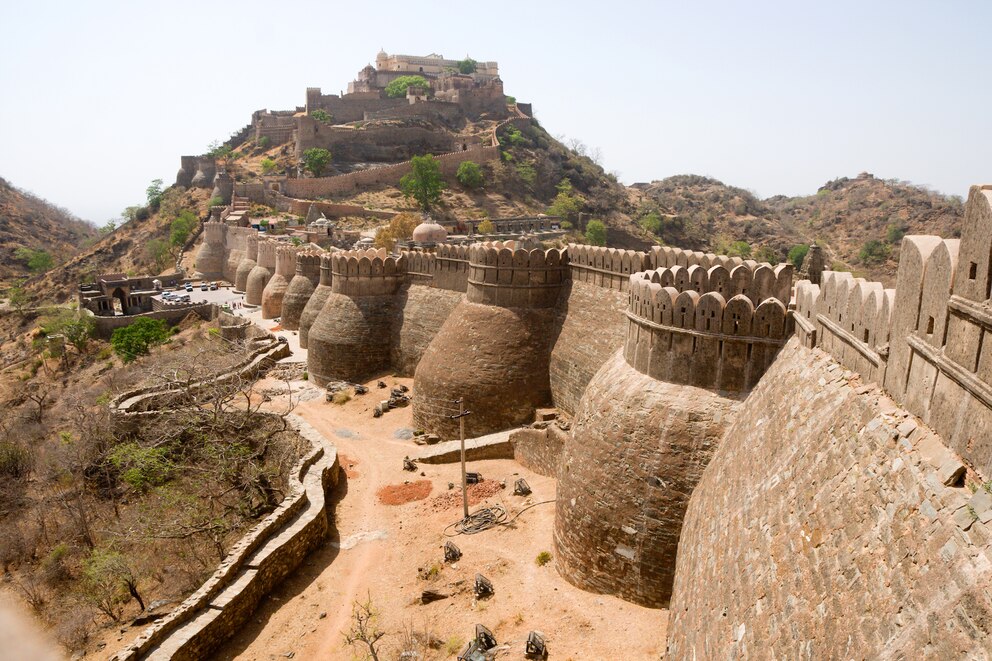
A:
302 148 332 177
456 161 484 189
400 155 446 211
111 318 171 363
585 220 607 246
385 75 428 98
457 58 477 74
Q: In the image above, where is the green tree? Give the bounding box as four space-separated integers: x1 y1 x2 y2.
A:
585 219 607 246
99 219 117 235
169 209 197 248
547 178 582 218
15 247 54 273
109 443 173 491
754 245 780 264
384 75 429 98
110 318 171 363
859 239 891 265
477 219 494 234
638 211 662 234
260 158 278 175
456 161 485 189
310 109 332 124
725 241 752 259
206 140 232 160
400 154 446 211
886 223 908 244
788 244 810 269
81 549 145 619
258 135 271 149
373 212 421 252
302 147 332 177
146 179 164 209
6 281 29 317
41 310 94 353
146 238 171 272
457 58 477 74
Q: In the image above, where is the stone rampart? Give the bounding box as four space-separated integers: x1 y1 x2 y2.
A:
299 253 334 349
223 226 254 284
465 242 568 308
389 283 464 375
566 244 654 291
555 350 737 608
234 232 259 293
195 222 227 280
245 240 277 306
282 145 498 199
261 244 304 319
399 244 469 292
624 270 791 392
281 249 324 330
328 249 406 296
508 425 568 478
88 305 214 340
792 185 992 477
666 338 992 658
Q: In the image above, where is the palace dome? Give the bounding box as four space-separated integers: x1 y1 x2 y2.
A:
412 219 448 244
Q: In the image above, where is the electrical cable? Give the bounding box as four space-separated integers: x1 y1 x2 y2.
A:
443 499 556 536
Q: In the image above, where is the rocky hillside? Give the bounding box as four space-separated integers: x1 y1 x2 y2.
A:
0 177 97 284
24 187 210 304
631 172 964 284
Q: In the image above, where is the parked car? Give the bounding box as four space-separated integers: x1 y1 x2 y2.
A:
200 282 208 291
209 282 218 290
184 283 193 292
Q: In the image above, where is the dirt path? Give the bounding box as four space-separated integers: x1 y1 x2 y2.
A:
213 374 667 660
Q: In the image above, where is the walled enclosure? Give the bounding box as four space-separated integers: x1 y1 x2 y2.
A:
667 186 992 657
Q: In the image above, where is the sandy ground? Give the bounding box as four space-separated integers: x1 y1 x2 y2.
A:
206 374 667 661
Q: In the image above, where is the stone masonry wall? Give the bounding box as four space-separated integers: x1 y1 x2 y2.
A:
667 338 992 658
390 283 464 376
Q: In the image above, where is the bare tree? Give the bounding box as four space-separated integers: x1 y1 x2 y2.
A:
344 593 386 661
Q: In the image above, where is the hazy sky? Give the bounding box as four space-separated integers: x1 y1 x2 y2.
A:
2 0 989 223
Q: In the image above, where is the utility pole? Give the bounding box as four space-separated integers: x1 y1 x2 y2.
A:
449 399 472 520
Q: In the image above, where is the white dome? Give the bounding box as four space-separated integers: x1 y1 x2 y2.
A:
412 220 448 244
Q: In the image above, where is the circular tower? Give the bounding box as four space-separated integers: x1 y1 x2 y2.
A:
412 243 568 438
234 232 259 293
194 222 227 280
306 249 405 385
245 240 277 306
261 244 304 319
298 252 335 348
281 248 324 330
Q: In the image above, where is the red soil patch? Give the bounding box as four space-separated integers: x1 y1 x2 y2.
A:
425 480 505 511
338 453 360 478
377 480 432 505
269 324 283 332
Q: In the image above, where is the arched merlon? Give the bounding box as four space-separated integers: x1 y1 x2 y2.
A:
795 184 992 476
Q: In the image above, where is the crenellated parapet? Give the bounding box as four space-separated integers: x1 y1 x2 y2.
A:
261 244 305 318
566 244 653 291
298 253 336 347
793 185 992 476
329 249 406 297
399 244 470 292
624 271 791 392
635 261 793 307
466 242 568 308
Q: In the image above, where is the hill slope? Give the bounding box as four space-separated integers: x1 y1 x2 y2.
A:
0 177 98 283
631 172 963 284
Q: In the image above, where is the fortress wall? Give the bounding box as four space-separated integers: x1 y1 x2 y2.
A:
555 350 737 607
195 222 227 279
281 250 323 330
245 241 277 306
548 280 629 415
223 227 253 284
390 283 465 376
89 304 214 340
307 250 406 385
296 118 458 161
363 100 463 123
282 145 498 199
465 243 568 308
625 273 791 392
401 245 472 293
794 185 992 476
261 244 304 318
234 232 259 293
299 254 334 349
667 339 992 658
509 425 569 478
308 93 408 123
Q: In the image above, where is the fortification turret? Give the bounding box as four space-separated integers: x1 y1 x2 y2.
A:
554 257 794 608
223 227 252 284
261 244 305 319
176 155 197 188
245 240 277 306
298 252 335 348
194 222 227 280
307 249 406 385
281 248 324 330
234 232 259 293
412 243 568 438
211 169 234 205
189 157 217 189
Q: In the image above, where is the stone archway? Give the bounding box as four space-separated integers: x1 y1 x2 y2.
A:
112 287 127 315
